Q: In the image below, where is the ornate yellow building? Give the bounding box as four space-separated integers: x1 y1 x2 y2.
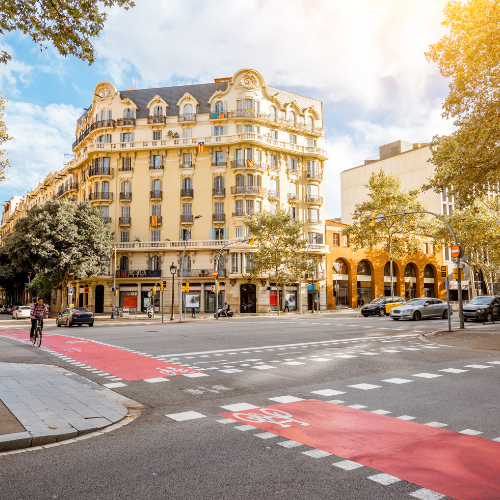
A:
1 69 329 314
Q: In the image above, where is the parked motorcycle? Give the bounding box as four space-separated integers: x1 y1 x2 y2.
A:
147 305 153 318
217 306 233 318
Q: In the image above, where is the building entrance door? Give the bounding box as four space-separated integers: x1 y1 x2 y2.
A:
240 284 256 313
95 285 104 313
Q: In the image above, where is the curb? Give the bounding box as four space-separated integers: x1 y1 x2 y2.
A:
0 379 146 456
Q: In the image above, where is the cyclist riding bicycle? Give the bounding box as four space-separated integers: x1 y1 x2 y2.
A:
30 298 49 341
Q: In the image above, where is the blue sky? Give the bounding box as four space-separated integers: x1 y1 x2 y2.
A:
0 0 454 217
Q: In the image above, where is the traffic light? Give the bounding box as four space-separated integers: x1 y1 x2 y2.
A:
452 268 465 279
217 282 220 292
441 265 448 277
185 283 189 293
153 286 157 295
211 285 215 293
249 234 255 245
370 213 376 227
115 288 118 296
161 281 167 291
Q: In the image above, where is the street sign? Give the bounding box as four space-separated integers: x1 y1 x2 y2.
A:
451 245 462 258
213 270 218 277
374 213 385 223
69 287 73 294
334 284 339 290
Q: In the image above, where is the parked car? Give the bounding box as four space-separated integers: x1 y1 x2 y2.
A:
390 298 452 321
1 305 13 314
12 306 32 319
361 296 405 317
463 296 500 322
56 307 94 327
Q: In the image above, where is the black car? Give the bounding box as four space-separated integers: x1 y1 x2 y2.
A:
56 307 94 327
361 296 405 317
463 296 500 322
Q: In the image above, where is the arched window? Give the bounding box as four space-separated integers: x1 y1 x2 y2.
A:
119 256 129 271
289 111 296 125
424 264 434 278
333 258 347 274
384 261 398 276
357 260 371 276
149 255 161 271
307 116 314 129
123 108 133 118
153 105 163 117
184 103 193 119
404 263 417 277
269 106 277 121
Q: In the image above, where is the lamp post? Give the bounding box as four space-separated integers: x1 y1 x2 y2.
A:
169 262 177 321
179 215 202 323
111 246 117 318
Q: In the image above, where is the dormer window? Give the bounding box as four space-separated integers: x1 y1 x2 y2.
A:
269 106 277 122
124 108 133 118
153 105 163 117
289 111 296 126
307 116 314 129
183 103 194 120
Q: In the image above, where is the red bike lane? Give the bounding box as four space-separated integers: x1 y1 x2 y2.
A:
222 399 500 500
0 329 200 381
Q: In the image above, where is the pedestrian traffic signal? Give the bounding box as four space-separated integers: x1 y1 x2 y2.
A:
249 234 255 245
185 283 189 293
161 281 167 291
370 213 376 227
153 286 157 295
211 285 215 293
441 265 448 277
452 268 465 279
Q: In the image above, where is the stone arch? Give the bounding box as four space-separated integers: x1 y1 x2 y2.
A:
383 260 401 296
356 259 374 304
332 258 350 307
423 263 437 298
404 262 418 299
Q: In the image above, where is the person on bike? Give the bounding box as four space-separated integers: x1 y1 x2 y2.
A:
222 302 229 317
30 298 49 341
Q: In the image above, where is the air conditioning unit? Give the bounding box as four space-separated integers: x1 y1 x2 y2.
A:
127 271 133 278
140 270 146 277
133 270 139 278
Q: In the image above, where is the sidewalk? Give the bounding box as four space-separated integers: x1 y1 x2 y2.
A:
0 363 131 453
422 324 500 351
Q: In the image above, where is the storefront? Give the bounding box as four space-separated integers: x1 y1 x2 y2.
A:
119 286 138 309
204 283 225 313
270 285 297 311
183 283 201 314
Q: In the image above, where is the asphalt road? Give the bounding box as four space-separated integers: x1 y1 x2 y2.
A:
1 313 499 500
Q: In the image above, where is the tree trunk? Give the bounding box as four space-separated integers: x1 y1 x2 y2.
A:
389 233 394 297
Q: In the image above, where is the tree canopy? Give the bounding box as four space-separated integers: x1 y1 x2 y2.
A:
424 0 500 203
1 200 112 299
243 208 314 312
0 0 135 65
0 94 11 181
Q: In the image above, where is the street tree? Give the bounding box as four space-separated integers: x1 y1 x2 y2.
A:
431 197 500 294
424 0 500 203
243 207 314 314
0 246 31 303
0 94 11 181
2 199 112 303
342 170 429 296
0 0 135 65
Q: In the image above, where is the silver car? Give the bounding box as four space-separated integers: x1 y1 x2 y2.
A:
390 298 452 321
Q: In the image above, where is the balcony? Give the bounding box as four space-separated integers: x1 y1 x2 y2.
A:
230 109 258 118
232 210 246 217
307 218 322 224
91 119 115 131
230 159 265 171
211 161 227 167
181 188 194 198
149 164 164 170
150 190 163 200
178 113 196 122
178 268 223 278
150 215 162 226
181 214 193 223
69 182 78 192
213 187 226 197
210 111 228 119
180 162 195 169
230 186 266 196
305 271 327 280
116 118 135 127
147 116 166 124
88 166 114 178
119 165 133 172
268 190 280 200
213 213 226 222
120 192 132 201
119 217 131 226
115 269 161 278
102 217 112 223
269 162 279 171
306 195 323 204
89 192 113 201
288 193 299 202
306 170 322 180
288 166 299 174
56 186 69 198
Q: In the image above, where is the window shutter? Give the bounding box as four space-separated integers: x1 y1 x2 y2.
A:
108 110 112 120
236 125 242 134
255 126 260 134
210 228 215 240
318 234 324 244
212 126 215 136
180 229 184 240
223 227 228 240
120 133 123 143
223 100 227 111
130 132 134 142
223 125 227 136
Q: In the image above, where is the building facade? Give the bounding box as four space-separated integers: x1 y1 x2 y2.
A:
325 220 445 309
1 69 329 314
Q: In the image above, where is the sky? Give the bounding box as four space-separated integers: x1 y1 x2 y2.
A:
0 0 455 218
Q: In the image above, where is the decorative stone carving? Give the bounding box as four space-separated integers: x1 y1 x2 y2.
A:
238 71 259 90
230 279 236 286
260 279 267 287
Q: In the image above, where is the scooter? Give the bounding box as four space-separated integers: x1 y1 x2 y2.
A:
217 307 233 318
147 305 153 318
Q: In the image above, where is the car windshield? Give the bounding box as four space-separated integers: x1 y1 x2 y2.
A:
405 299 426 306
20 307 30 310
72 307 89 312
370 298 384 304
467 297 493 305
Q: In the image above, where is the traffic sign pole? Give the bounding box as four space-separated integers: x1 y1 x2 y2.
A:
445 277 451 332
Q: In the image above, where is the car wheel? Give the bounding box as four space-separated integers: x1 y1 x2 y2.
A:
378 308 386 317
56 319 61 327
486 312 493 322
413 311 421 321
68 321 72 327
78 323 82 327
362 314 368 318
442 309 448 319
392 318 400 321
88 323 94 327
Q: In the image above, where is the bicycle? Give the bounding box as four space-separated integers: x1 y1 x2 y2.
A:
31 317 43 347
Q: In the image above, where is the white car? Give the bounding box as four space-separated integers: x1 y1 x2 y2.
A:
12 306 32 319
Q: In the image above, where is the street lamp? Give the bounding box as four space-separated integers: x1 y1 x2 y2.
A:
169 262 177 321
179 215 202 322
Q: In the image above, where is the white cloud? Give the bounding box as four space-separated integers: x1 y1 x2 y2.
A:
0 42 33 97
2 101 81 194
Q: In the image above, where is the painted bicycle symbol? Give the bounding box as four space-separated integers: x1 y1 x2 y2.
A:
233 408 309 428
156 366 197 376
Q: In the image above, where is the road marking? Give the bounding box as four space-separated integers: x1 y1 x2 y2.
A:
103 382 127 388
370 409 391 415
382 378 413 384
412 373 442 378
269 396 305 403
464 364 494 369
348 383 382 390
367 473 401 485
333 460 364 470
439 368 468 373
165 411 206 421
144 377 170 383
254 432 277 439
409 488 445 500
396 415 416 420
311 389 346 396
220 403 260 412
277 440 303 448
302 449 331 458
459 429 483 436
424 422 447 428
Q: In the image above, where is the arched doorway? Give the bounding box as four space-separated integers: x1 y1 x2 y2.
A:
333 258 349 306
424 264 436 297
95 285 104 313
404 263 417 299
357 260 372 304
384 261 398 296
240 284 256 313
